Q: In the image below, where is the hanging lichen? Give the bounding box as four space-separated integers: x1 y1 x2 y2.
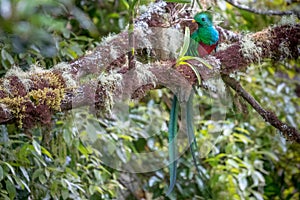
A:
95 72 123 115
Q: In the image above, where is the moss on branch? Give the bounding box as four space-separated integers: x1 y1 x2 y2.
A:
0 3 299 142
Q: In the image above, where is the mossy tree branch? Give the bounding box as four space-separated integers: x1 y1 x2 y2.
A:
0 2 299 142
222 75 300 143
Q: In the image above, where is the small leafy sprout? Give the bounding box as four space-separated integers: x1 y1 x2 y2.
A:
175 27 213 85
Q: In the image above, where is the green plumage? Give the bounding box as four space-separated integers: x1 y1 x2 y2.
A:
187 11 219 57
166 95 179 196
166 11 219 196
192 12 219 45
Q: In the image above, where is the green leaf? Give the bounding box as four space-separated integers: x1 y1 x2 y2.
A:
179 27 190 58
86 123 98 142
94 186 104 194
32 140 41 156
232 133 253 144
13 175 24 190
45 168 50 178
20 167 29 182
226 159 239 169
50 180 59 197
5 180 16 200
118 134 133 141
120 0 129 9
65 167 79 179
61 188 69 200
39 174 47 184
20 179 31 192
0 166 4 181
108 13 120 19
41 147 53 159
181 56 213 69
1 49 14 65
32 168 43 180
252 170 265 184
63 128 72 145
116 148 127 163
3 162 15 176
258 151 279 161
77 142 92 157
251 190 264 200
237 174 248 190
234 127 250 135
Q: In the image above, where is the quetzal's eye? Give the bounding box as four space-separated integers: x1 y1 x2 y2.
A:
201 18 205 21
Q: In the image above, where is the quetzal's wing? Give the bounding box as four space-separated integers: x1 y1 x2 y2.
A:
186 38 200 57
166 95 179 196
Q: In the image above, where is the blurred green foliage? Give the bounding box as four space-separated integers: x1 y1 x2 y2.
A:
0 0 134 75
0 0 300 199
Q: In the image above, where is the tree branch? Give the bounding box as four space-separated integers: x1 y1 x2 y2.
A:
222 75 300 143
0 1 299 142
224 0 299 17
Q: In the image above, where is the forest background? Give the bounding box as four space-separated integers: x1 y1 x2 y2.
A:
0 0 299 199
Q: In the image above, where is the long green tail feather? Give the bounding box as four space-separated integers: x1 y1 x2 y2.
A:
166 95 179 196
166 11 218 196
186 91 212 198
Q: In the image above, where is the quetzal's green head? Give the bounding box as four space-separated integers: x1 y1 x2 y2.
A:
193 12 213 27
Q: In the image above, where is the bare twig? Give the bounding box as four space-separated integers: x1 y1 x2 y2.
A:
225 0 299 17
222 75 300 143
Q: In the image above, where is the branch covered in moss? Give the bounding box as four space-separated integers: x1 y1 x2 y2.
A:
0 1 299 142
174 24 300 84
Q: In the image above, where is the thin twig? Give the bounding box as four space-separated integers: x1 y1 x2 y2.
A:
225 0 298 17
222 75 300 143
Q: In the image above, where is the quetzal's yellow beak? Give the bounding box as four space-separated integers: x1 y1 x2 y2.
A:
192 19 196 23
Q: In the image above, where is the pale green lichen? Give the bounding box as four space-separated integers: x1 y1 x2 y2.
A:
62 73 77 88
164 28 183 58
2 79 12 96
52 62 77 87
135 27 153 49
97 71 123 114
98 71 122 88
278 41 292 58
109 46 120 60
101 32 118 45
240 35 262 63
135 0 167 30
4 65 32 91
28 64 45 74
135 61 157 87
278 15 298 26
150 27 182 60
217 42 232 51
4 65 27 78
202 76 226 94
52 62 71 71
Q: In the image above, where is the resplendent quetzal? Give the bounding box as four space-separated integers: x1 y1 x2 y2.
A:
166 11 219 196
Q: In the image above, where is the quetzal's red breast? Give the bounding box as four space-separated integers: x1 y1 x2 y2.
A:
198 42 218 57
